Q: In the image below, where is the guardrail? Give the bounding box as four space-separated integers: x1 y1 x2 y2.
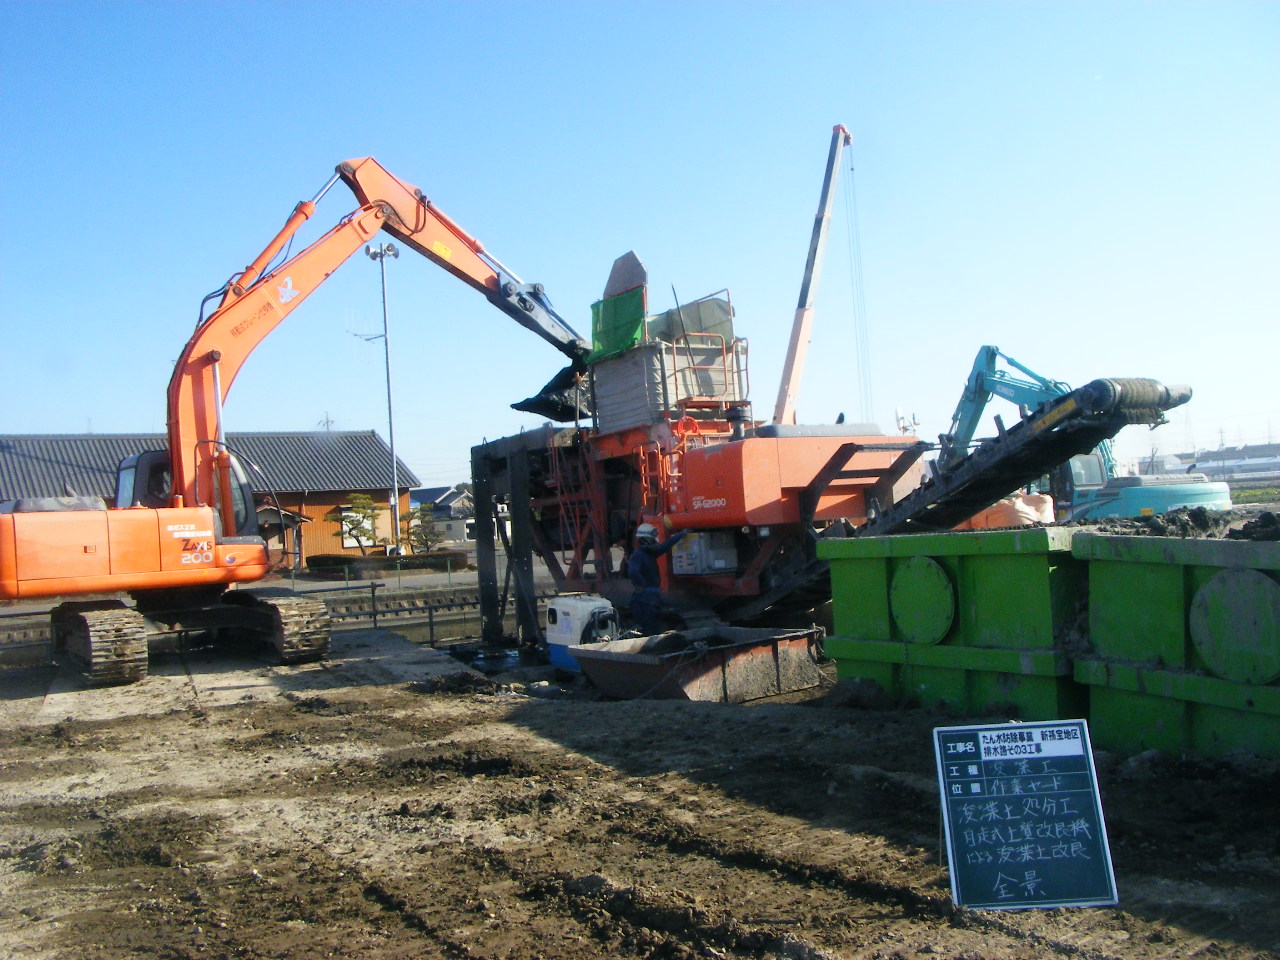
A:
307 581 558 645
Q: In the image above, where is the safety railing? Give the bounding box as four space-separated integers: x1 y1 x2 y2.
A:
310 580 559 646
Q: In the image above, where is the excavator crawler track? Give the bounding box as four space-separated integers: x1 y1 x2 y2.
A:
51 601 149 686
225 591 332 664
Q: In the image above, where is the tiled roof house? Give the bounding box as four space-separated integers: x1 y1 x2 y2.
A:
0 432 419 565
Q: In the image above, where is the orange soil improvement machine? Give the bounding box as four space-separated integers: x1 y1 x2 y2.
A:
470 127 1193 645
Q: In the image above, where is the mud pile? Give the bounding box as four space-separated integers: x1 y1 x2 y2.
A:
409 670 502 695
1074 506 1278 540
1227 510 1280 541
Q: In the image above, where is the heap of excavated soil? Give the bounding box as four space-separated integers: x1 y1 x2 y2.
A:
1069 506 1279 540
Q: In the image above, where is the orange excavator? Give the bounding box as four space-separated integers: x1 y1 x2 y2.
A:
0 158 591 684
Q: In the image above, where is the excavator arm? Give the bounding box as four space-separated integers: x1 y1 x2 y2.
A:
166 158 592 528
338 159 588 360
936 345 1073 471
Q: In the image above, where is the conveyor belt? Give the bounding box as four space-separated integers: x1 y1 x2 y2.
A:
858 377 1190 536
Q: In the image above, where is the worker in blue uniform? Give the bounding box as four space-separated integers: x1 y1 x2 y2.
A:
627 522 689 635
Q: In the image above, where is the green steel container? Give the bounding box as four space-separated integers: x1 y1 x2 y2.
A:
1071 534 1280 758
817 528 1087 719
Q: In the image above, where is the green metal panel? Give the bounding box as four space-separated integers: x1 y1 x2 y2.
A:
824 638 1068 674
1083 685 1186 754
1074 534 1280 672
969 668 1087 720
822 529 1086 720
1188 568 1280 684
1071 534 1280 758
1087 559 1187 666
827 641 898 691
825 530 1280 757
1075 658 1280 716
915 665 1079 720
1075 657 1280 758
588 286 647 362
908 664 966 707
822 528 1083 650
1191 703 1280 757
823 636 1081 720
828 556 889 641
889 556 954 643
820 526 1077 561
956 551 1062 650
1071 533 1280 571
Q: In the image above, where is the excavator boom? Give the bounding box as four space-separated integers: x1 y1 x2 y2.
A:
167 203 386 518
168 158 591 527
338 159 588 360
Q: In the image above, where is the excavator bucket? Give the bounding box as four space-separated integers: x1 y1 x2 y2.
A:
568 626 825 702
512 362 593 421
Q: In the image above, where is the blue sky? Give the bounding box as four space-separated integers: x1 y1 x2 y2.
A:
2 1 1276 486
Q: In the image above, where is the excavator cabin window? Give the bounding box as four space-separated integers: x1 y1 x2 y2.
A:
216 453 258 538
1067 452 1107 489
116 451 171 509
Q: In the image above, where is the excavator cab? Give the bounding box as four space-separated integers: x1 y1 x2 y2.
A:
116 450 259 537
116 451 171 509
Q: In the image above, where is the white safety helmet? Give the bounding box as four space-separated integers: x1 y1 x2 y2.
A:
635 523 659 544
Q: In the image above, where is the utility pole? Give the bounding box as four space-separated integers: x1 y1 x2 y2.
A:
366 242 402 553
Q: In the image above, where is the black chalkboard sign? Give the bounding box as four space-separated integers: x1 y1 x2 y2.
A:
933 720 1118 910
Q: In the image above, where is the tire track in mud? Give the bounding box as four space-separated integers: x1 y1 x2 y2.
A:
4 683 1278 959
136 732 924 959
326 741 1132 960
589 774 1279 959
360 876 478 958
24 758 1264 960
349 732 1274 960
517 791 1110 960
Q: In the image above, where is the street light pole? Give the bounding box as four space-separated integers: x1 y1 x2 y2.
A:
366 242 401 554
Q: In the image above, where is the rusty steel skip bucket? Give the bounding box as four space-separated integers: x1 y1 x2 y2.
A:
568 625 824 702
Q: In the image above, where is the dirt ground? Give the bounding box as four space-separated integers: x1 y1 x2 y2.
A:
1 627 1277 960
